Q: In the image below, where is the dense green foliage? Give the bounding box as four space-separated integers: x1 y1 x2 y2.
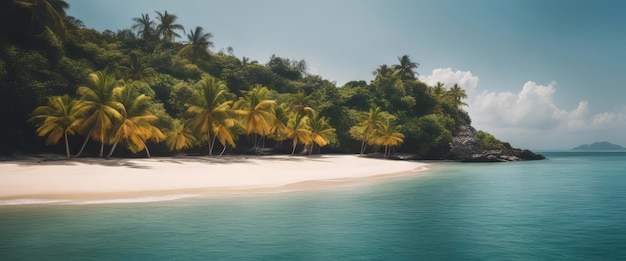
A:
1 1 478 158
476 130 508 150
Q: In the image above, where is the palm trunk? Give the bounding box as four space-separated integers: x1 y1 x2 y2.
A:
291 138 298 155
309 144 314 155
75 128 94 158
100 141 105 157
208 131 213 156
106 140 119 159
360 132 368 155
384 145 389 158
255 135 262 149
142 140 151 158
218 145 227 157
251 134 258 153
64 131 70 159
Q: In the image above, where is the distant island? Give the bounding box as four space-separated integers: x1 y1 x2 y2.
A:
572 142 626 151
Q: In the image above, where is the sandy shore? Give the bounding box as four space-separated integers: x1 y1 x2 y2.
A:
0 155 429 204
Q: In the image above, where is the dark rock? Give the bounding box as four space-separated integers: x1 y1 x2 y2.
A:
445 124 545 162
518 149 546 160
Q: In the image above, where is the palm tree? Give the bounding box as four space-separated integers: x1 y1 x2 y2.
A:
75 69 124 157
269 102 290 143
430 82 452 112
308 111 336 155
118 52 155 80
211 117 241 156
29 94 83 158
155 10 184 42
448 83 468 109
165 119 197 152
184 75 232 156
179 26 213 63
372 64 396 80
393 55 419 81
285 113 312 155
13 0 69 38
131 13 155 41
357 106 385 155
241 56 258 65
106 83 164 159
289 91 314 117
233 85 276 151
432 82 451 101
369 119 404 158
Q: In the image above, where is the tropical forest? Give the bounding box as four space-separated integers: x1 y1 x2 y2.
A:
0 0 507 159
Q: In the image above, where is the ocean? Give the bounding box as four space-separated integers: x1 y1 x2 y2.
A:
1 151 625 260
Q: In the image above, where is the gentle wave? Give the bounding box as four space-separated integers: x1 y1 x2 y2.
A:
0 194 201 206
68 194 202 205
0 199 72 206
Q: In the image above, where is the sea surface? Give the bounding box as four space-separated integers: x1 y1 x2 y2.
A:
1 151 625 260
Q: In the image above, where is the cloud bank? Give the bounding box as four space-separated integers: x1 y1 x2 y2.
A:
419 68 626 149
419 68 479 95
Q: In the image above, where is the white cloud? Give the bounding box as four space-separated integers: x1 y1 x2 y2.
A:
420 68 626 149
591 108 626 127
418 68 479 95
469 81 584 130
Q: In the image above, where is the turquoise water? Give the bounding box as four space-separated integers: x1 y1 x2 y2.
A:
1 151 626 260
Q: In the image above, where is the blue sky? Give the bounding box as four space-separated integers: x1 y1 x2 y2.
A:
65 0 626 149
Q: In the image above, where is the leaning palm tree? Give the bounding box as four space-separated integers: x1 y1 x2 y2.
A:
393 55 419 81
131 13 156 41
233 85 276 152
184 75 232 156
155 10 184 42
29 94 83 158
75 69 124 157
285 113 312 155
308 111 336 155
369 119 405 158
179 26 213 63
165 119 197 152
106 83 164 159
357 106 385 155
132 121 165 157
211 117 241 156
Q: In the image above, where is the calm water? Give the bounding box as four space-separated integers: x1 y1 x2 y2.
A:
1 151 625 260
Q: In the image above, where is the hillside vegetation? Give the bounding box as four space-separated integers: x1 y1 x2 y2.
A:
1 1 502 159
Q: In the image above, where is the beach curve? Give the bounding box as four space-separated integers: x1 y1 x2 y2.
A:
0 155 429 205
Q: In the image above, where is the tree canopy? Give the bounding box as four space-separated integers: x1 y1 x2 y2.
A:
1 6 488 159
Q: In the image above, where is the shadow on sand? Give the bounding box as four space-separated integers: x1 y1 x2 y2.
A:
0 153 335 169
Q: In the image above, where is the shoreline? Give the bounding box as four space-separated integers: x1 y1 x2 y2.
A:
0 155 430 205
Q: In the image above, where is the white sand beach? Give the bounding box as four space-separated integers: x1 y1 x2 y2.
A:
0 155 429 202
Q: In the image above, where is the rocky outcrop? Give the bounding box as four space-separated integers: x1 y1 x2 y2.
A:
445 124 545 162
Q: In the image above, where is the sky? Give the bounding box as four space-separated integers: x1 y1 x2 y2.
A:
65 0 626 150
